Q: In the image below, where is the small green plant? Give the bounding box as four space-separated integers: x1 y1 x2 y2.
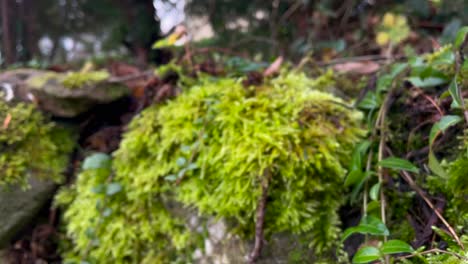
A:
344 27 468 264
0 101 74 188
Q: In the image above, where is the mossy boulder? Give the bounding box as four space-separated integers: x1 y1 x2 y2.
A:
0 101 74 187
57 72 365 263
0 101 74 246
0 69 129 117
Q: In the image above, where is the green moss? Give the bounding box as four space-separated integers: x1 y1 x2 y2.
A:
0 101 74 188
58 71 366 263
26 72 61 88
26 70 110 90
427 153 468 231
61 70 110 89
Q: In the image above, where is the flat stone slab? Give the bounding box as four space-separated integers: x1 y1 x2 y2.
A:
0 69 129 117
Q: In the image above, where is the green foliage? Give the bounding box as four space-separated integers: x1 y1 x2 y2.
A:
58 71 365 262
0 101 74 188
55 153 190 263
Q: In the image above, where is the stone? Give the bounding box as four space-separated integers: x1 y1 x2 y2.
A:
0 69 129 117
185 217 315 264
0 178 56 247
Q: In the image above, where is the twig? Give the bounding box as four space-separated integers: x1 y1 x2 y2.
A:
248 169 271 264
398 169 464 249
376 90 391 264
396 248 468 261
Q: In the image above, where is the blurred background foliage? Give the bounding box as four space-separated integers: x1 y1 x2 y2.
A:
0 0 467 68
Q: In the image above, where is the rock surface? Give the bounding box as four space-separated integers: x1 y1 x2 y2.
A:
169 207 315 264
0 178 56 247
0 69 129 117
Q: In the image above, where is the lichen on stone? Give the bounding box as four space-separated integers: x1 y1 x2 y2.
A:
26 70 110 90
0 100 74 188
61 70 110 89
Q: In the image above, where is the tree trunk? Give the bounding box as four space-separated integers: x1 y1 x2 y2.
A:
21 0 40 60
115 0 160 66
1 0 14 65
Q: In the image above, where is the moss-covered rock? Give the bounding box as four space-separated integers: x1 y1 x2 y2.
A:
57 72 365 263
0 101 74 188
0 69 128 117
0 100 74 246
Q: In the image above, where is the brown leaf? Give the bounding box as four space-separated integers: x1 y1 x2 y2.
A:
333 61 380 74
263 56 284 77
2 113 12 129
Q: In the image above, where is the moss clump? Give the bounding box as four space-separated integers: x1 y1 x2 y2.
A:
58 72 366 263
61 70 110 89
427 152 468 231
26 70 110 90
0 101 74 188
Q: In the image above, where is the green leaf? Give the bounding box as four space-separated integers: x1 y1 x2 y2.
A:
152 38 172 49
176 157 187 167
379 157 419 173
187 163 198 170
449 79 463 108
358 91 380 110
102 207 112 217
369 183 380 201
389 63 408 78
164 174 177 181
381 240 414 255
342 215 389 242
106 183 122 196
349 140 371 172
82 153 112 170
428 151 447 178
91 184 105 194
454 26 468 49
407 76 449 88
427 115 460 178
345 169 364 187
350 171 373 203
429 115 462 146
352 246 381 264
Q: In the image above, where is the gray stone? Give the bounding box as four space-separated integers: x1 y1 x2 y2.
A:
184 217 314 264
0 69 129 117
0 178 56 247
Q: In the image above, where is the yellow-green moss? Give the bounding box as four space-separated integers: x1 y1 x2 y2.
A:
0 101 74 188
61 70 110 89
26 70 110 90
57 71 366 263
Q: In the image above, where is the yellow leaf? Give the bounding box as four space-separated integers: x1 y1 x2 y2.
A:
376 32 390 46
395 16 407 27
382 13 396 27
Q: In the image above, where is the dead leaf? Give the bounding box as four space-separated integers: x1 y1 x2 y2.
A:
3 113 12 129
333 61 380 74
263 56 284 77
